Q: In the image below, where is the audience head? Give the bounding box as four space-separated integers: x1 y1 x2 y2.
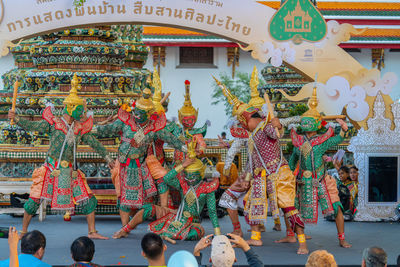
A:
141 233 166 262
221 132 227 139
70 236 95 263
362 247 387 267
211 235 235 267
350 166 359 182
305 250 337 267
397 254 400 267
21 230 46 260
338 166 350 182
167 250 198 267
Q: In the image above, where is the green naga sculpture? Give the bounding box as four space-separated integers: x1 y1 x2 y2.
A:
270 0 327 44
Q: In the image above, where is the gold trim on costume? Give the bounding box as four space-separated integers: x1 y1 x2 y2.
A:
174 164 184 173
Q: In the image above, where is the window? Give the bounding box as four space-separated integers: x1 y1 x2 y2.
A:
368 156 398 203
178 47 215 68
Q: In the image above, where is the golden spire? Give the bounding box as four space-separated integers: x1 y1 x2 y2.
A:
63 73 85 106
302 84 322 119
248 66 265 109
178 80 198 122
152 69 164 113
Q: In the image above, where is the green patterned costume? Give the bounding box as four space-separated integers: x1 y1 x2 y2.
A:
18 106 110 214
96 108 184 211
146 168 220 240
289 127 345 224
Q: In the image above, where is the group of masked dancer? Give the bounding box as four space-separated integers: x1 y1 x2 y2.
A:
9 66 352 255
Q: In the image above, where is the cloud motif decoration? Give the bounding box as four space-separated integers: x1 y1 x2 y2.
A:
239 41 296 67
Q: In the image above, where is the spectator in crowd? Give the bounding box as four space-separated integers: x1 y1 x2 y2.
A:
305 250 337 267
338 166 358 220
167 251 198 267
362 247 387 267
193 234 263 267
141 233 167 267
350 166 359 183
7 227 19 267
0 229 51 267
397 254 400 267
69 236 102 267
218 132 230 148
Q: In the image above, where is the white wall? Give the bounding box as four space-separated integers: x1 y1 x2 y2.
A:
144 47 267 138
347 49 400 101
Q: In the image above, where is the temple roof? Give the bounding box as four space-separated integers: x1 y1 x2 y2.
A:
142 1 400 48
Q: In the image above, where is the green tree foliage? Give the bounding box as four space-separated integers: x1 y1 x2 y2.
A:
211 72 265 118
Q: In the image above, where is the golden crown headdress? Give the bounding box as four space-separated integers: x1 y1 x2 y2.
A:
63 73 85 106
212 76 250 118
136 88 155 112
185 133 206 176
152 69 164 114
248 66 265 109
178 80 198 123
301 84 322 120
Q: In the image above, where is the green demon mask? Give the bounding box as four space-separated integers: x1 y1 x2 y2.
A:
134 107 149 124
300 117 321 132
64 104 85 121
184 170 203 186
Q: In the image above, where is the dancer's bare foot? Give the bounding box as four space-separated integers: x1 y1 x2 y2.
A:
231 229 243 237
273 224 282 231
275 235 296 243
297 243 309 255
246 239 262 246
163 236 176 244
339 239 352 248
112 229 129 239
247 225 266 233
88 231 109 240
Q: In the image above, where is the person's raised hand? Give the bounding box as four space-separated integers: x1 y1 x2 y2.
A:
8 110 16 121
8 227 19 253
227 233 251 252
336 118 348 131
193 234 213 256
182 157 196 168
271 118 282 129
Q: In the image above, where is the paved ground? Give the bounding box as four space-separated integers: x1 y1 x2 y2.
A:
0 213 399 266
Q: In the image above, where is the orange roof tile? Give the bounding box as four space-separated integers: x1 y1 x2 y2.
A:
142 27 400 38
143 26 206 36
358 29 400 37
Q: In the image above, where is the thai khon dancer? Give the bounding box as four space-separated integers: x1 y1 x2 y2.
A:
95 86 186 226
289 85 351 248
112 137 221 243
218 67 281 237
215 76 308 254
8 74 113 239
